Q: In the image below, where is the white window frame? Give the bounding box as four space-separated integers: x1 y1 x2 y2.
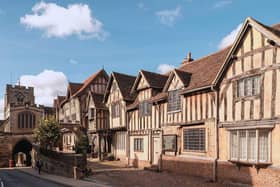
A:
229 129 271 164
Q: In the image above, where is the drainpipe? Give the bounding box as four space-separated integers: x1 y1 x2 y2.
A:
211 85 219 182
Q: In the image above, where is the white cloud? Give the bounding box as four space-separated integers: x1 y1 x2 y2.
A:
137 2 147 10
0 99 4 120
20 1 107 40
69 59 78 65
157 64 175 74
213 0 232 8
19 70 68 107
218 23 242 49
156 6 181 27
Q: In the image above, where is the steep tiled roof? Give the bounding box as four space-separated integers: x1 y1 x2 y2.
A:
91 92 107 109
174 69 191 86
179 46 231 92
141 70 169 89
69 82 83 96
73 69 108 97
113 72 136 101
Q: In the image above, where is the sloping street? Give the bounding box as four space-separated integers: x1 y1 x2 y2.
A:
0 168 65 187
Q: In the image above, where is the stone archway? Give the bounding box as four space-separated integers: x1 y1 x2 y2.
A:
12 139 32 167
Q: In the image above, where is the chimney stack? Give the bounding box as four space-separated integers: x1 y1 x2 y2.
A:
181 52 193 65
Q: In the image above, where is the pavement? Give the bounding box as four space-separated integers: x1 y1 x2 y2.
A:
0 168 66 187
0 167 112 187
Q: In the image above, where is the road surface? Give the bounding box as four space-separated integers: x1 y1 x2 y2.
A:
0 169 66 187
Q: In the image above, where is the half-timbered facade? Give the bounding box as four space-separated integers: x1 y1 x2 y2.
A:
85 91 109 158
127 70 168 167
57 69 109 153
104 72 136 161
213 17 280 184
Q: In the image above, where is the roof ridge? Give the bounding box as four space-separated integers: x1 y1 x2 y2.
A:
180 46 231 69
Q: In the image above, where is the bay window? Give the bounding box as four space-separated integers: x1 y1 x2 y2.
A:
229 129 271 163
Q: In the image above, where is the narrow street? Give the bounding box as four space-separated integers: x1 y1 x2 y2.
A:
0 168 66 187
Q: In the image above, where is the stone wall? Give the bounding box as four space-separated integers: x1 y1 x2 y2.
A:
33 145 87 179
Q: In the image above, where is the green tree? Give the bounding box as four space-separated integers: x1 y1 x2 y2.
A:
33 117 61 150
75 132 89 154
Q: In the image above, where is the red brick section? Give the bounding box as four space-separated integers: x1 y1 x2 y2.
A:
218 161 280 187
162 155 280 186
162 155 213 179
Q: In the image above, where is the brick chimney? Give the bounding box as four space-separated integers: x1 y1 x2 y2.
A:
181 52 193 65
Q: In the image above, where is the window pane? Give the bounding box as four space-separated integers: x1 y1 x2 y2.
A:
168 90 181 112
259 130 269 162
245 78 252 96
253 76 260 95
230 131 238 160
248 130 256 162
238 80 244 97
183 128 205 152
239 130 247 160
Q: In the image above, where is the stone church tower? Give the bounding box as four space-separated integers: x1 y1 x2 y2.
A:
2 84 43 134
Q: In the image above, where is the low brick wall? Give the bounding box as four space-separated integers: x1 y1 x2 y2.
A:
33 145 87 179
162 155 280 186
218 161 280 186
129 159 151 169
162 155 213 179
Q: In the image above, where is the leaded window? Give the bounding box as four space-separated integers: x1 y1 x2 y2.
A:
139 101 151 117
237 76 260 98
230 129 270 163
111 103 120 118
17 112 36 129
183 128 205 152
134 138 144 152
167 90 181 112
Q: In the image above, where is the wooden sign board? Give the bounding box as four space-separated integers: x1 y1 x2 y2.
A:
163 135 177 152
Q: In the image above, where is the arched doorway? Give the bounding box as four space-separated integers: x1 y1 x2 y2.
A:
12 139 32 167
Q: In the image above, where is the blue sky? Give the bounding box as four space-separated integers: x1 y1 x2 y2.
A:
0 0 279 116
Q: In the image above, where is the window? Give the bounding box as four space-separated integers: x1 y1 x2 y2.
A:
139 101 151 117
167 90 181 112
230 129 270 163
17 112 36 129
112 103 120 118
90 108 95 120
134 138 144 152
183 128 205 152
237 76 260 98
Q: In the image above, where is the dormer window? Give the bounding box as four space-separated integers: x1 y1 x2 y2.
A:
167 89 181 112
237 75 260 98
139 101 151 117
